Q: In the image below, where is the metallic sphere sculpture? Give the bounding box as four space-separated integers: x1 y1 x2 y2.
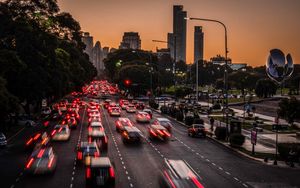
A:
266 49 294 84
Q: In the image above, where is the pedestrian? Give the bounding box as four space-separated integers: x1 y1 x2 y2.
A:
210 117 215 132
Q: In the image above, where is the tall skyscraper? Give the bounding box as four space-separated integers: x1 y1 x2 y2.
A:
92 41 104 73
81 32 93 61
194 26 204 63
102 47 110 59
167 33 175 59
119 32 141 50
173 5 187 62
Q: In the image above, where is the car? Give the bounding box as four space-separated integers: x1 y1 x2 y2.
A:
159 159 204 188
115 118 133 132
16 115 37 127
121 126 142 144
148 124 171 140
25 132 50 151
88 116 102 123
154 118 173 132
25 147 57 175
119 99 129 110
86 157 115 187
41 107 52 116
51 125 71 141
104 99 112 109
59 103 67 112
188 124 207 137
109 107 121 116
143 109 153 119
126 104 136 113
0 132 7 147
88 109 100 117
135 111 151 123
107 102 117 111
67 117 78 129
66 111 80 121
88 127 108 151
89 121 104 131
131 100 138 105
76 142 100 165
135 102 145 110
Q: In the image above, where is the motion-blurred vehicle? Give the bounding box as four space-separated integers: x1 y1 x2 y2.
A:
0 132 7 147
143 109 153 119
126 104 136 113
135 102 145 110
148 124 171 141
115 118 133 132
109 107 121 116
86 157 115 187
153 118 173 132
88 126 108 151
119 99 129 110
159 159 204 188
188 124 207 138
104 99 112 109
25 132 50 151
76 142 100 165
51 125 71 141
121 127 142 144
135 111 151 123
25 147 57 175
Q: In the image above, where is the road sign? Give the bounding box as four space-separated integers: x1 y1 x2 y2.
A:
251 129 257 145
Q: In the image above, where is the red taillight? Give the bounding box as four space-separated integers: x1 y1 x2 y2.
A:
26 158 34 169
157 130 164 136
89 118 91 122
104 136 108 143
109 167 115 178
86 167 91 179
77 151 83 160
147 115 151 119
37 149 45 158
163 130 171 137
164 171 176 188
189 172 204 188
34 133 41 140
88 137 92 143
44 121 49 127
150 129 157 137
51 130 57 136
48 157 54 168
26 138 33 146
116 121 121 127
138 114 142 118
77 115 80 119
58 127 63 132
94 152 99 157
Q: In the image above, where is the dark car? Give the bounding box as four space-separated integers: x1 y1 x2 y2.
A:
121 127 142 144
159 159 204 188
76 142 101 166
86 157 115 187
0 132 7 147
135 102 145 110
188 124 207 138
148 124 171 141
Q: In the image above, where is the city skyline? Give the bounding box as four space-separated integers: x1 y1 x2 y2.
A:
57 0 300 66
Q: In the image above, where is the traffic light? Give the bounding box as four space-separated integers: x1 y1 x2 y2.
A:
124 79 132 87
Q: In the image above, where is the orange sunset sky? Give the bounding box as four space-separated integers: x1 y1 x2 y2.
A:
57 0 300 67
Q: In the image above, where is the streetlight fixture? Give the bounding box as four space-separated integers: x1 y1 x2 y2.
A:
185 16 230 139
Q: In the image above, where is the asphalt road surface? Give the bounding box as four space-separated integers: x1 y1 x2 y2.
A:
1 97 300 188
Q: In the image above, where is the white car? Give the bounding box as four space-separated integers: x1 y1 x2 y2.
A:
52 125 71 141
136 111 151 123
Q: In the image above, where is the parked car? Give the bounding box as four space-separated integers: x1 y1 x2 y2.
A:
188 124 207 138
0 132 7 147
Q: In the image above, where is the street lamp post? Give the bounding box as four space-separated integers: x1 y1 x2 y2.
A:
185 17 229 138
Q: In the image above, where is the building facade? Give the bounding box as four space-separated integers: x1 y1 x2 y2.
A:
81 32 93 61
119 32 141 50
194 26 204 63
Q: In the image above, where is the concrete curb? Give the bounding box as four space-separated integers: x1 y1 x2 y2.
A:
151 108 299 169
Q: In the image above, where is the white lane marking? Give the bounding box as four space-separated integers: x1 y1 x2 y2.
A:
212 163 216 166
10 185 15 188
243 183 248 187
225 171 231 175
234 177 239 181
218 167 223 171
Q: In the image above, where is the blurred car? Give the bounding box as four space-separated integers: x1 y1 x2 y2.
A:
115 118 133 132
25 147 57 175
76 142 100 165
154 118 173 132
126 104 136 113
104 99 112 109
121 126 142 144
41 107 52 116
89 121 104 131
107 102 117 111
135 102 145 110
148 124 171 141
88 116 102 123
131 100 138 105
51 125 71 141
143 109 153 119
86 157 115 187
135 111 151 123
188 124 207 138
159 159 204 188
109 107 121 116
88 127 108 151
25 132 50 151
0 132 7 147
120 99 129 110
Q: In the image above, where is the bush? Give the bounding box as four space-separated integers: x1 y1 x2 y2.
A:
214 127 227 140
229 133 245 147
185 116 194 126
149 99 159 109
193 118 204 124
176 112 184 122
278 143 300 160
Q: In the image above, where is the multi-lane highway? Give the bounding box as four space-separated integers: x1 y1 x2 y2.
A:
1 96 300 188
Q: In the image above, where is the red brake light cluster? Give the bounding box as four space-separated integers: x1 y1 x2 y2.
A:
109 167 115 178
26 158 34 169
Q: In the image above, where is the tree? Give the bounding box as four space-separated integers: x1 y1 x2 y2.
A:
255 79 277 98
277 97 300 125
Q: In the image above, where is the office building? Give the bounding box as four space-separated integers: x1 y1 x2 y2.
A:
119 32 141 50
92 41 104 73
173 5 187 62
194 26 204 63
82 32 93 61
